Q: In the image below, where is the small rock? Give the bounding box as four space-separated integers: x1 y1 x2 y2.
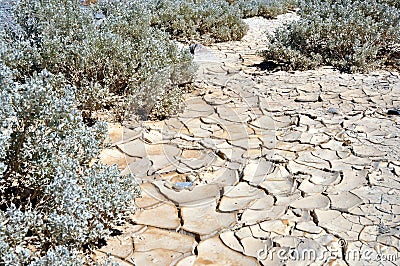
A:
173 182 193 191
327 107 340 114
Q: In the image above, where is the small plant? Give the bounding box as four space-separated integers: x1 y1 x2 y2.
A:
262 0 400 72
150 0 248 43
1 0 196 121
0 66 139 265
232 0 296 19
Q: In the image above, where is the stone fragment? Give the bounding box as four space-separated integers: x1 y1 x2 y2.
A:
309 169 341 185
216 105 249 122
234 226 253 240
110 125 142 144
194 237 259 266
243 159 274 185
128 249 183 266
149 154 177 173
131 203 180 229
219 231 244 253
295 151 330 169
296 221 323 234
173 182 194 190
321 139 349 152
328 192 363 211
133 227 196 253
229 136 262 150
241 206 286 225
99 148 131 169
180 152 216 170
260 165 293 195
223 182 264 198
219 183 267 212
222 124 254 141
295 94 320 102
299 114 320 126
250 116 275 130
289 194 330 210
154 181 220 206
142 129 168 144
181 201 236 236
274 192 302 206
204 92 231 105
249 224 271 238
176 255 196 266
359 225 379 242
298 179 325 194
314 209 353 235
327 107 340 114
277 130 302 142
352 145 386 158
273 236 299 248
215 168 239 186
248 195 275 210
259 220 290 235
99 237 133 259
311 149 339 161
276 142 313 152
92 251 132 266
122 158 152 178
241 237 272 258
219 196 256 212
118 139 179 158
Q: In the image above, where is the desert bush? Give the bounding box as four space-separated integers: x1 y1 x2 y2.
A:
379 0 400 9
0 66 139 265
150 0 248 43
232 0 297 19
197 0 248 41
262 0 400 72
0 0 196 120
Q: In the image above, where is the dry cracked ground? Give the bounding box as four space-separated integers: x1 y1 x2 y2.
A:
95 13 400 266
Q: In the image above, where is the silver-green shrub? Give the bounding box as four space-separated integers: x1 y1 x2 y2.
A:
150 0 248 43
262 0 400 72
1 0 196 120
0 65 139 265
232 0 296 19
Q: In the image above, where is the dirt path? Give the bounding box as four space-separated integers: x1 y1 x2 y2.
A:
96 13 400 266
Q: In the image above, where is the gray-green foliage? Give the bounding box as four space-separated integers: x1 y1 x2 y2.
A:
1 0 196 120
0 66 139 265
232 0 296 19
150 0 248 43
262 0 400 72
